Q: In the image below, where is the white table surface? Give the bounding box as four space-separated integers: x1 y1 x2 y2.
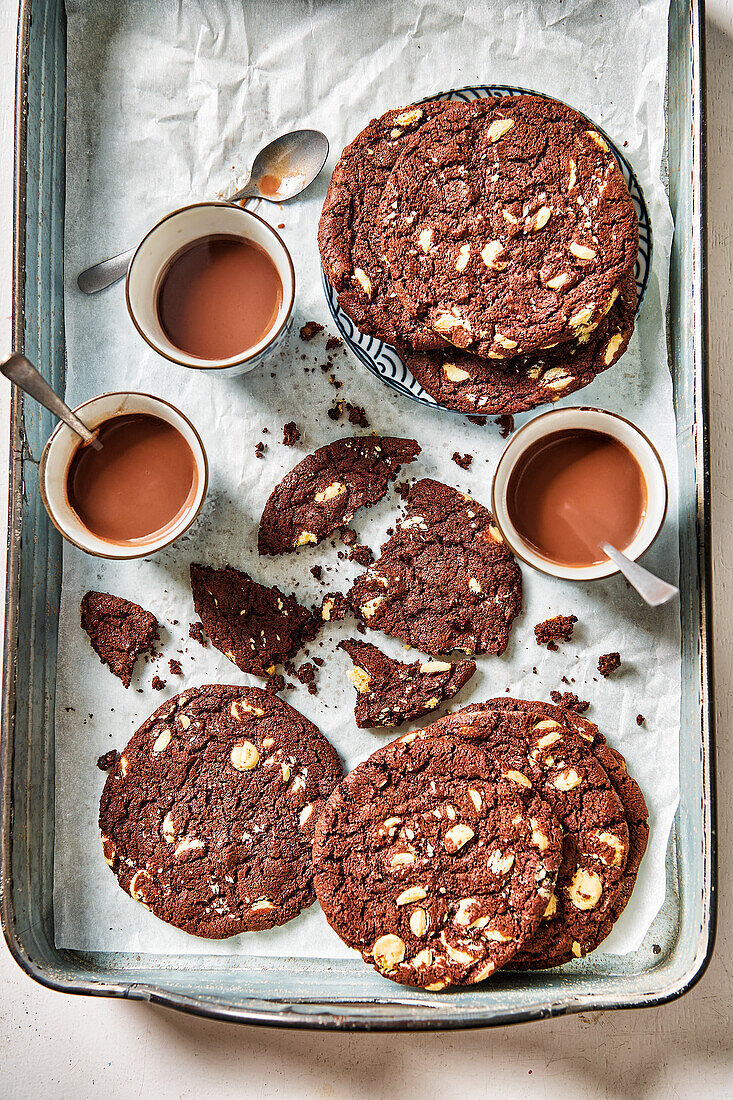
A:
1 2 732 1097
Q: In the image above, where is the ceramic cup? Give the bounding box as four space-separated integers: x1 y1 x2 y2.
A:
491 406 668 581
125 202 295 377
39 391 208 559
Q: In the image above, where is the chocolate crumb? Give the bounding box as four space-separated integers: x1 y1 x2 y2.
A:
452 451 473 470
340 528 357 546
534 614 577 650
495 414 514 438
294 662 317 685
345 403 369 428
96 750 119 772
598 652 621 677
282 422 301 446
395 480 411 499
313 657 324 667
310 565 323 581
326 336 343 351
467 415 487 425
636 714 645 726
652 943 662 955
327 403 342 421
168 659 183 676
189 622 207 646
151 675 166 691
300 321 323 342
254 441 266 459
549 690 590 713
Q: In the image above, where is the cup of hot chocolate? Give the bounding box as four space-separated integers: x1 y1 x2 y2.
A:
39 391 208 558
491 407 668 582
126 202 295 377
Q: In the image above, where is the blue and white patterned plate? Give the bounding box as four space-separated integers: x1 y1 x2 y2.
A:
322 84 651 412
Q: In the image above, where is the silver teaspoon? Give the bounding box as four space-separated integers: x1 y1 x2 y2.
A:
77 128 329 295
1 353 102 450
600 541 678 606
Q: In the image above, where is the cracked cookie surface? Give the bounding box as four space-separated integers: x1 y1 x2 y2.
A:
258 436 421 555
99 685 344 937
190 563 319 677
348 478 522 655
380 95 638 359
313 733 562 989
318 102 448 351
401 268 636 415
339 639 476 728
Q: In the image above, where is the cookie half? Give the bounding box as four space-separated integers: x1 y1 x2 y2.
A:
258 436 421 555
425 699 642 967
380 95 638 358
338 639 476 728
318 102 448 350
99 685 344 937
349 478 522 655
313 733 562 989
400 267 636 416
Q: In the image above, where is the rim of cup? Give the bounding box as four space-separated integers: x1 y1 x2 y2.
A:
39 391 209 559
491 406 668 582
125 202 296 372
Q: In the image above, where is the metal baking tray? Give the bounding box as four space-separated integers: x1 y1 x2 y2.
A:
0 0 714 1030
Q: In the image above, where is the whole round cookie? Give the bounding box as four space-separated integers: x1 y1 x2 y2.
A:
401 267 636 416
423 699 637 968
313 733 563 990
99 685 344 938
318 102 448 351
380 94 638 359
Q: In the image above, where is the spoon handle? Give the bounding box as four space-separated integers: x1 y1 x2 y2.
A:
600 542 678 607
1 354 102 449
77 247 136 295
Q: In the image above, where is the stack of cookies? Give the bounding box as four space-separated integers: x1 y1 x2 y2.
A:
318 93 639 415
313 699 648 990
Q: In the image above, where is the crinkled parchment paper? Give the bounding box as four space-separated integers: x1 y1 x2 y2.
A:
55 0 677 959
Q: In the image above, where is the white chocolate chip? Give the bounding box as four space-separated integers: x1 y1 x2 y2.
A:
447 944 476 964
487 117 515 142
604 333 624 365
348 667 371 693
569 241 597 261
546 272 571 290
412 947 433 967
315 481 346 503
488 849 515 876
570 304 596 328
586 129 609 151
396 885 427 906
360 596 383 619
418 227 434 253
231 699 264 720
593 829 625 866
389 852 416 869
175 836 204 857
373 933 405 970
230 742 260 771
251 898 276 911
295 530 317 547
543 893 558 919
129 870 152 906
410 908 429 936
566 867 603 910
568 158 577 190
442 362 471 382
354 268 372 296
161 812 176 844
468 788 482 811
572 940 583 958
299 804 314 828
493 332 518 350
530 818 550 851
455 243 471 271
394 108 423 128
444 824 475 852
480 240 506 270
554 767 582 791
321 598 335 621
152 728 172 754
543 366 574 391
503 770 532 788
281 761 292 782
179 715 191 730
468 577 482 593
532 206 552 231
419 661 452 673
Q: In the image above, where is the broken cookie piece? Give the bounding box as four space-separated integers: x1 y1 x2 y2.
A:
80 591 159 689
598 652 621 677
534 614 578 651
190 563 320 678
258 436 421 555
339 639 476 728
349 478 522 655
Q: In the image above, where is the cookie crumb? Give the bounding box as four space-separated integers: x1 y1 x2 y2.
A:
452 451 473 470
326 336 343 351
549 690 589 713
254 441 266 459
534 614 578 650
310 565 323 581
282 422 301 446
346 403 369 428
636 713 645 726
327 401 343 421
151 675 166 691
350 544 373 566
300 321 323 341
96 750 119 772
495 414 514 438
652 943 662 955
598 652 621 677
340 528 357 546
321 592 350 622
189 622 207 647
168 659 183 676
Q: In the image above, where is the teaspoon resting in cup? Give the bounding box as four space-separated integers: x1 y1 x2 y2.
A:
77 128 329 295
1 353 102 450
